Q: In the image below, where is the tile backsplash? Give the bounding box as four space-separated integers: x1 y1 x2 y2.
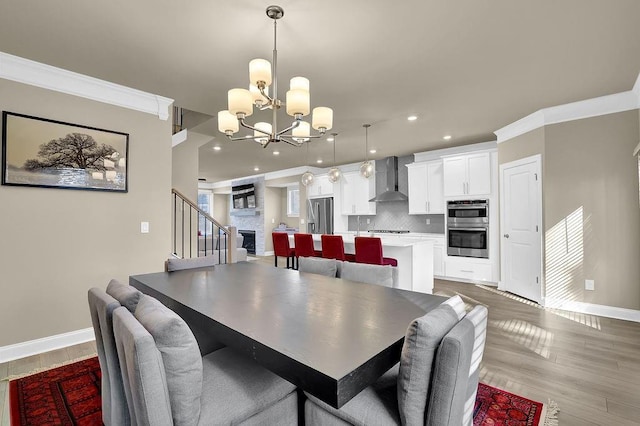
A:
347 202 444 234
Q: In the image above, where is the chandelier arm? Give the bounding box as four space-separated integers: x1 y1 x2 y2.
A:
275 120 301 137
279 133 324 140
226 134 256 142
279 137 303 147
238 118 272 137
258 86 275 105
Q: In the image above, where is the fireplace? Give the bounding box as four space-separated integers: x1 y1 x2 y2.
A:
238 230 256 255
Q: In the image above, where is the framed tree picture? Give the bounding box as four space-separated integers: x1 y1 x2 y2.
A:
1 112 129 192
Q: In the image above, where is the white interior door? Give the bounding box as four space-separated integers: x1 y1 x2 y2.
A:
500 155 542 303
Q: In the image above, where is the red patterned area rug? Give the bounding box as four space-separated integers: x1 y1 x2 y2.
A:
9 357 102 426
9 357 558 426
474 382 558 426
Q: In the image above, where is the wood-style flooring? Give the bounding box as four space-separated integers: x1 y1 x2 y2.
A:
1 258 639 425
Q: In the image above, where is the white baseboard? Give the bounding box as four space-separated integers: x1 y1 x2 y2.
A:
264 251 275 256
0 328 95 363
545 298 640 323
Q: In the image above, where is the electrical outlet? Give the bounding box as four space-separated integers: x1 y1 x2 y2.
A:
271 218 275 224
426 218 431 225
140 221 150 233
585 279 595 291
367 218 370 224
300 219 305 225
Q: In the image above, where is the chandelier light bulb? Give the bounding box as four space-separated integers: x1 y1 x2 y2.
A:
293 121 311 142
228 88 253 117
360 161 374 179
249 59 272 87
328 167 341 183
218 110 239 134
290 76 310 91
301 171 314 186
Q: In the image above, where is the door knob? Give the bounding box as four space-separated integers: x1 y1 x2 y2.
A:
503 234 510 238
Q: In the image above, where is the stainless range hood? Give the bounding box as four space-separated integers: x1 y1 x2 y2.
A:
369 156 408 202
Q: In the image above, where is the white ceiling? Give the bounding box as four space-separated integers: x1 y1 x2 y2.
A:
1 0 639 182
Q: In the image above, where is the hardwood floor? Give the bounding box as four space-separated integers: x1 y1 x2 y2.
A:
1 259 639 425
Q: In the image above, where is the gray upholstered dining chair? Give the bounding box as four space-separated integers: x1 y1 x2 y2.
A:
338 261 398 288
304 296 489 426
113 294 298 425
298 256 338 277
88 288 130 426
88 279 143 426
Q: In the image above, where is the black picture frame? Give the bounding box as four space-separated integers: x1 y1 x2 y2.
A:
1 111 129 192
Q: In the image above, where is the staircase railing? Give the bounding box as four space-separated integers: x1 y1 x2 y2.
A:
171 188 236 264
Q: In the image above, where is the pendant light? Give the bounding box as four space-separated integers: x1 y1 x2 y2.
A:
327 133 341 183
301 142 314 186
360 124 374 178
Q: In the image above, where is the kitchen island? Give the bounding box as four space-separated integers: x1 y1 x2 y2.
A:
289 233 434 294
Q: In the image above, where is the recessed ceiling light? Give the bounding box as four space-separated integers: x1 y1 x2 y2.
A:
369 149 377 154
326 137 334 142
273 151 280 155
407 115 418 121
213 146 221 151
254 167 260 171
443 135 452 140
316 159 323 164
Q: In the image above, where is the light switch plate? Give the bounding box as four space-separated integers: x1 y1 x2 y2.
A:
141 221 150 233
585 279 595 291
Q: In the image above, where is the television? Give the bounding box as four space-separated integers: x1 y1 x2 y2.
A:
232 184 256 209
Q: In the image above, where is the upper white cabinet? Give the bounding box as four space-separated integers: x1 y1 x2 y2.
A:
341 170 376 215
307 174 334 198
443 152 491 197
407 160 444 214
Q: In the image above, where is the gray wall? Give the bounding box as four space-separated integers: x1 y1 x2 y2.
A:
0 79 172 347
498 110 640 311
347 155 445 233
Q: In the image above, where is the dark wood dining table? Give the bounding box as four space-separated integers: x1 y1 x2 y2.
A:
130 262 446 408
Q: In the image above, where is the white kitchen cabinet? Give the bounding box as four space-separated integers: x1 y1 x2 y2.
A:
444 256 492 282
407 161 444 214
443 152 491 197
307 174 334 198
431 236 445 276
340 170 376 215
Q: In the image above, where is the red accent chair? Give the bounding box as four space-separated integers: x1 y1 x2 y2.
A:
293 233 322 261
272 232 296 269
321 235 356 262
354 237 398 267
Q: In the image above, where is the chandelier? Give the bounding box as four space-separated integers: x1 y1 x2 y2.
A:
217 5 333 148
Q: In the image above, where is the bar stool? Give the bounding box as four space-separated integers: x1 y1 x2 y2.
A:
354 236 398 266
321 235 356 262
293 233 322 261
272 232 296 269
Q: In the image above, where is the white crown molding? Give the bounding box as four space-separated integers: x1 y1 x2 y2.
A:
0 51 173 120
413 141 497 162
0 327 95 363
172 129 188 147
545 298 640 323
496 72 640 143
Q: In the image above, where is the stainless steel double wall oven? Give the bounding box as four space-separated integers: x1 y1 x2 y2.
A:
447 199 489 259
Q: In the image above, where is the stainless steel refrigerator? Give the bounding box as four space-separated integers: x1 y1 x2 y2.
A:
307 197 334 234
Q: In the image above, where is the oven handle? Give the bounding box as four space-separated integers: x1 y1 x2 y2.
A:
448 227 489 232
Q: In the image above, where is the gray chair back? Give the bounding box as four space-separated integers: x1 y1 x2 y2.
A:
298 257 338 277
425 304 488 426
166 255 217 271
113 306 173 426
339 261 398 288
106 279 142 313
88 288 130 426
